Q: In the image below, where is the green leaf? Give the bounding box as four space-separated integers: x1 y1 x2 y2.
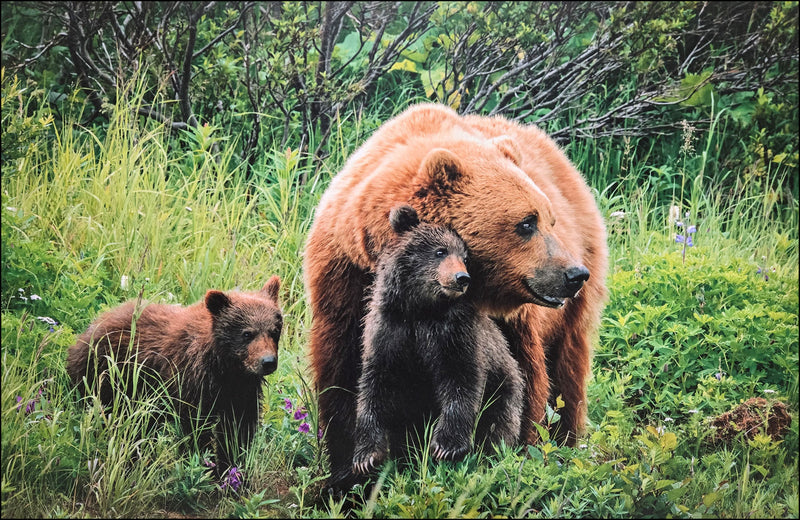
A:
703 491 719 507
533 421 550 443
389 59 418 73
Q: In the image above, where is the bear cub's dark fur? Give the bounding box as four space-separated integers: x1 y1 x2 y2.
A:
353 206 524 474
66 276 283 471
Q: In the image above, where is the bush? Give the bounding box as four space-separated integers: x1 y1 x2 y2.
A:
595 240 799 424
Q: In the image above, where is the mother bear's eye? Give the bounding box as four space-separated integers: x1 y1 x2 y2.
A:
242 330 254 341
515 215 538 239
435 248 447 258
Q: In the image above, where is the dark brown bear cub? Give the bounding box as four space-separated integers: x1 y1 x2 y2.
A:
66 275 283 470
353 206 523 474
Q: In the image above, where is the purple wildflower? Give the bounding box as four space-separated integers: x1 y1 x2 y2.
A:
298 422 311 434
283 398 293 411
203 458 216 469
293 407 308 421
16 390 44 415
674 215 697 264
220 466 243 492
36 316 58 333
318 428 324 440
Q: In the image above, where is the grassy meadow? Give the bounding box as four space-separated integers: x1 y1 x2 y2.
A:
2 73 798 518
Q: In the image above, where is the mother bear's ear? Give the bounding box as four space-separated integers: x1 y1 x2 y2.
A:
490 135 522 166
419 148 465 193
389 205 420 234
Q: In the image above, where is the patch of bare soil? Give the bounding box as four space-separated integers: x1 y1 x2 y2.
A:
708 397 790 445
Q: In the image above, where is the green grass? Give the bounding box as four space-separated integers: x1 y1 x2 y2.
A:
1 77 797 518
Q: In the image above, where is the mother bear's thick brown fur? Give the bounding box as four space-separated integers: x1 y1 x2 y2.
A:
303 103 608 491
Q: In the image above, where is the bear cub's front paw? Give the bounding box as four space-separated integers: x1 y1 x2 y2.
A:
430 431 471 462
352 443 387 474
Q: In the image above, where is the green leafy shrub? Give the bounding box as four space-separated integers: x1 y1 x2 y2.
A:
595 242 799 423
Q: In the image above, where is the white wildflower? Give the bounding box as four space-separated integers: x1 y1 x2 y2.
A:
30 294 42 301
120 275 129 290
36 316 58 326
669 205 681 223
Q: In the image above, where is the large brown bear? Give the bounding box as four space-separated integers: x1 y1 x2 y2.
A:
353 205 523 475
67 276 283 470
304 103 608 492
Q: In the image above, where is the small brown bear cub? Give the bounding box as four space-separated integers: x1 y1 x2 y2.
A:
67 275 282 471
353 206 524 474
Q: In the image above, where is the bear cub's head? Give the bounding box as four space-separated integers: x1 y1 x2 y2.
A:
204 275 283 378
386 205 471 305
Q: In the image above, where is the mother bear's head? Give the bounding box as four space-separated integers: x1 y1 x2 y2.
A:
405 137 590 314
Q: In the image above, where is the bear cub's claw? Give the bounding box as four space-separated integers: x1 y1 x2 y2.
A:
353 448 386 474
430 436 470 462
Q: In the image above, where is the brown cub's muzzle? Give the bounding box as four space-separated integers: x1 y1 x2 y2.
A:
260 354 278 376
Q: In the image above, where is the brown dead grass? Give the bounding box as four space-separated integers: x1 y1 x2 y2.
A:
708 397 791 445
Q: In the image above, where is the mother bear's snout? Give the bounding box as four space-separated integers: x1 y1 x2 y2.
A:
564 265 590 296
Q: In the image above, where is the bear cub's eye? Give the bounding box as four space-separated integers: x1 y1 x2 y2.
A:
515 215 538 239
242 330 255 341
435 248 448 258
269 327 281 341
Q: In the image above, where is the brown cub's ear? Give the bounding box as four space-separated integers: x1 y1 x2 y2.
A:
490 136 522 166
420 148 464 191
389 205 419 234
205 290 231 316
261 275 281 303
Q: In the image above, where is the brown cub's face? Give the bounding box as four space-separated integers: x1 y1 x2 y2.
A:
411 145 589 311
205 275 283 377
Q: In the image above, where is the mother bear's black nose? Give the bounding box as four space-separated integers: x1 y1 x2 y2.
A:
564 265 590 295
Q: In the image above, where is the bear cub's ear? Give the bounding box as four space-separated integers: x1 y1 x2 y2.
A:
261 275 281 303
389 205 420 234
205 290 231 316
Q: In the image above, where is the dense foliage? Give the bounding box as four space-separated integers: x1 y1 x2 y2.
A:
1 1 797 518
2 1 798 191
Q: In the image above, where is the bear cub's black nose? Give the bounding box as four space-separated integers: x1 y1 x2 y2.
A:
261 355 278 375
455 271 471 289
